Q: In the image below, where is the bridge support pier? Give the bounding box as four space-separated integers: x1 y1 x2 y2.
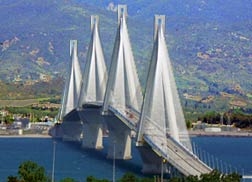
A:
61 109 83 142
49 123 63 138
78 106 105 149
82 123 103 149
137 144 168 174
104 114 132 160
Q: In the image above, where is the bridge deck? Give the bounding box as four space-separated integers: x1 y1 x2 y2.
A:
144 132 211 176
108 105 140 130
109 106 212 176
243 175 252 179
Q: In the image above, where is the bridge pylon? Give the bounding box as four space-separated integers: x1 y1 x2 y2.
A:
76 15 108 149
102 5 143 160
60 40 83 141
137 144 169 174
137 15 192 151
135 15 210 175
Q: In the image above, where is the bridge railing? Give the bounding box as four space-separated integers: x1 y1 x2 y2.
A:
191 141 243 175
108 105 138 129
141 116 214 174
143 134 168 158
143 134 193 176
106 104 245 175
125 105 140 115
168 135 212 171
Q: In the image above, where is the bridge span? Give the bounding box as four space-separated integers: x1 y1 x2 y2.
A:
53 4 215 177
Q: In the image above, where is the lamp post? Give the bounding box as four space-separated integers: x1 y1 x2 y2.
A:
112 140 116 182
161 158 166 182
52 140 56 182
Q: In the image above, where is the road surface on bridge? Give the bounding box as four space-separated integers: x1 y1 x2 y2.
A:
108 106 212 176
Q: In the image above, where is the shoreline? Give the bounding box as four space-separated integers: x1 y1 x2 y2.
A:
0 134 52 138
0 131 252 138
189 130 252 137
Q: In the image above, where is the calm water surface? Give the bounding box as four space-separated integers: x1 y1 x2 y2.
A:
0 136 252 181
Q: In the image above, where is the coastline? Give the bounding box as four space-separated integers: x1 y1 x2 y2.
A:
189 130 252 137
0 131 252 138
0 134 52 138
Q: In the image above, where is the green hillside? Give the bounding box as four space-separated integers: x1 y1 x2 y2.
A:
0 0 252 114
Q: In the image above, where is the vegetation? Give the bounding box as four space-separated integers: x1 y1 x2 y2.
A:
59 178 78 182
1 113 15 124
84 171 242 182
0 78 64 101
0 0 252 115
0 104 59 124
169 170 241 182
8 106 57 117
7 161 242 182
86 176 109 182
7 161 48 182
197 108 252 129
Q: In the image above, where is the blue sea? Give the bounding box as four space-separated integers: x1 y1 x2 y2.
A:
0 136 252 181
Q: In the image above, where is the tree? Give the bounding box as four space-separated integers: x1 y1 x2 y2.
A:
169 170 241 182
221 172 241 182
4 114 14 124
169 177 182 182
86 176 95 182
7 176 20 182
186 120 192 129
119 172 138 182
59 177 77 182
139 177 153 182
86 176 109 182
200 170 222 182
18 160 48 182
186 175 199 182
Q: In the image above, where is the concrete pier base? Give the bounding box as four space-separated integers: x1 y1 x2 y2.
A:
78 105 105 149
82 123 103 149
137 144 168 174
49 123 63 138
61 109 83 142
104 113 132 160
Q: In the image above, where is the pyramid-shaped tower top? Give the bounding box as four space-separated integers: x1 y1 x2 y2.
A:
91 15 99 31
78 15 107 106
70 39 77 56
154 15 165 40
117 4 127 23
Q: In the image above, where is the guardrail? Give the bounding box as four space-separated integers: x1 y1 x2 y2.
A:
108 105 138 130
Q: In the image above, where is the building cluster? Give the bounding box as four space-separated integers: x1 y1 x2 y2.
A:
0 111 53 135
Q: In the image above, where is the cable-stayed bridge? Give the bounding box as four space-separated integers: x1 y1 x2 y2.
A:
51 4 215 177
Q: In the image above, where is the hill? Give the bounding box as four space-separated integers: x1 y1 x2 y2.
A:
0 0 252 114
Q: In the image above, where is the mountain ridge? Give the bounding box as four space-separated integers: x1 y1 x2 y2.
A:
0 0 252 112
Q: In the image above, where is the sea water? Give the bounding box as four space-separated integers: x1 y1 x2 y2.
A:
0 136 252 181
0 137 144 181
